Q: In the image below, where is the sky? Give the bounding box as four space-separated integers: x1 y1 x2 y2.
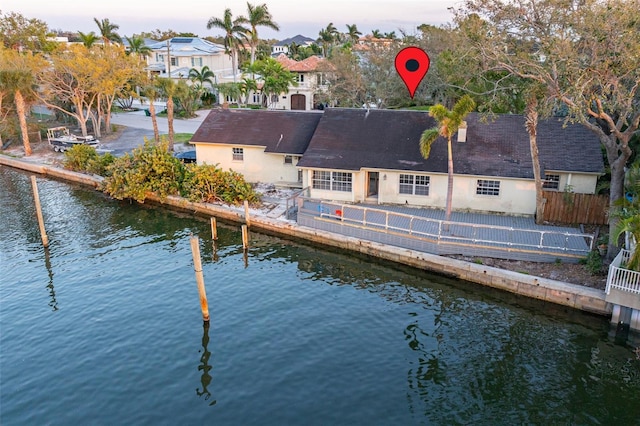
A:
2 0 460 39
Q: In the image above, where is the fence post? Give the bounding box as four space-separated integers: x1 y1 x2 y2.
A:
30 175 49 248
190 235 210 323
244 200 251 228
210 217 218 241
241 224 249 250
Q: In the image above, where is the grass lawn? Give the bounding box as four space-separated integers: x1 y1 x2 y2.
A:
174 133 193 144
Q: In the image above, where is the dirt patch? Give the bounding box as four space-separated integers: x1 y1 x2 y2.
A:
445 254 608 290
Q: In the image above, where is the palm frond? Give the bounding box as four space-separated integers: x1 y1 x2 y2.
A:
419 128 440 159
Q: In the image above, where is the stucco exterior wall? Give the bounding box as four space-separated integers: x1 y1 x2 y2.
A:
304 169 540 215
194 144 299 184
552 172 599 194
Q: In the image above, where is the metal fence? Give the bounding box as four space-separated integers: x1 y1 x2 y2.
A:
606 250 640 295
298 199 594 261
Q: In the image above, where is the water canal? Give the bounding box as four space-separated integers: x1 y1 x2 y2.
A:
1 167 639 425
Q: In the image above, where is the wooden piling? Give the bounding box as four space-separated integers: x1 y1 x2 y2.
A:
30 175 49 248
190 235 210 323
244 200 251 228
241 224 249 250
210 217 218 240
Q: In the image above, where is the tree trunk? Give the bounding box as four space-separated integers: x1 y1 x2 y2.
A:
149 100 160 143
445 137 454 223
167 97 175 151
595 129 633 260
14 90 31 156
231 50 238 83
525 100 545 224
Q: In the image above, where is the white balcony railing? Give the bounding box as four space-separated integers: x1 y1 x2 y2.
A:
606 249 640 295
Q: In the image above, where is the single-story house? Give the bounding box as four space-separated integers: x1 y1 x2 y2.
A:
297 108 604 215
190 108 604 216
190 108 323 186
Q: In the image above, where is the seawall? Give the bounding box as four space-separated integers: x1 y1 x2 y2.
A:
1 155 611 317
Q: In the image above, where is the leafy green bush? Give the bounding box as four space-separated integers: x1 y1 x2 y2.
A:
583 250 605 275
63 144 98 171
182 163 260 205
63 144 115 175
102 139 185 203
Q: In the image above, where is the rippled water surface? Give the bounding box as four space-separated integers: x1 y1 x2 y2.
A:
1 167 639 425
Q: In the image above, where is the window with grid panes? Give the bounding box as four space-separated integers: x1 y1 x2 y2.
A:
476 179 500 196
312 171 331 190
399 174 430 195
232 147 243 161
543 174 560 190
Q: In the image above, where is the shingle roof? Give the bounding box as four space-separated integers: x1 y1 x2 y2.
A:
147 37 225 56
191 109 323 155
296 108 604 178
274 35 315 47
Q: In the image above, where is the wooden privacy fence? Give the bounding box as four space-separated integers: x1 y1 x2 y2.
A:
542 191 608 225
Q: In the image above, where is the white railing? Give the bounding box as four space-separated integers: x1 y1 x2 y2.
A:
606 249 640 295
304 200 593 255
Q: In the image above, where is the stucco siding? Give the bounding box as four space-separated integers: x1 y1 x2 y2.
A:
195 144 296 183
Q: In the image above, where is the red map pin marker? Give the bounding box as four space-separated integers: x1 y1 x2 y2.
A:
395 46 430 99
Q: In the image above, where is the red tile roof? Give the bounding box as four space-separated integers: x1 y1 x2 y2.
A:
275 54 334 72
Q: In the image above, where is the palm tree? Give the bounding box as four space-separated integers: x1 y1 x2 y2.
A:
383 31 397 40
142 83 161 143
94 18 122 44
78 31 99 48
206 8 248 82
239 2 279 65
371 29 383 39
0 70 36 156
125 35 152 58
239 76 258 105
419 95 476 223
317 23 339 57
188 66 216 90
346 24 362 44
613 161 640 271
155 77 178 151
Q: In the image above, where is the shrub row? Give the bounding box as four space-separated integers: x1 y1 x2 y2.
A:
63 140 260 205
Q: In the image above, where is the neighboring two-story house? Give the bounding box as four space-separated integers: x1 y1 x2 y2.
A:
145 37 233 85
271 35 315 56
268 54 333 110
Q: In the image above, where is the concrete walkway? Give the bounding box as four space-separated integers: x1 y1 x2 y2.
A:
109 100 209 134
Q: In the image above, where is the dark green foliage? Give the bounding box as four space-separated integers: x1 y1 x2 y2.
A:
63 144 114 176
182 163 260 205
65 139 260 205
200 91 216 107
582 250 605 276
103 139 185 203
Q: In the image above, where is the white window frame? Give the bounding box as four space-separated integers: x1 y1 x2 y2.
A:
170 57 178 66
476 179 500 196
191 57 203 67
312 170 352 192
232 147 244 162
543 174 560 190
399 174 430 196
284 155 293 165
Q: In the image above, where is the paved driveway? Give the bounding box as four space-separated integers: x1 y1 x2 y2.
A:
103 101 210 155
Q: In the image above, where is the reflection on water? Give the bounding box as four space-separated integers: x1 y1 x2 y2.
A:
1 166 639 425
44 246 58 311
196 322 216 406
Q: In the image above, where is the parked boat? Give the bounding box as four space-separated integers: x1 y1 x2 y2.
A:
47 126 99 152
